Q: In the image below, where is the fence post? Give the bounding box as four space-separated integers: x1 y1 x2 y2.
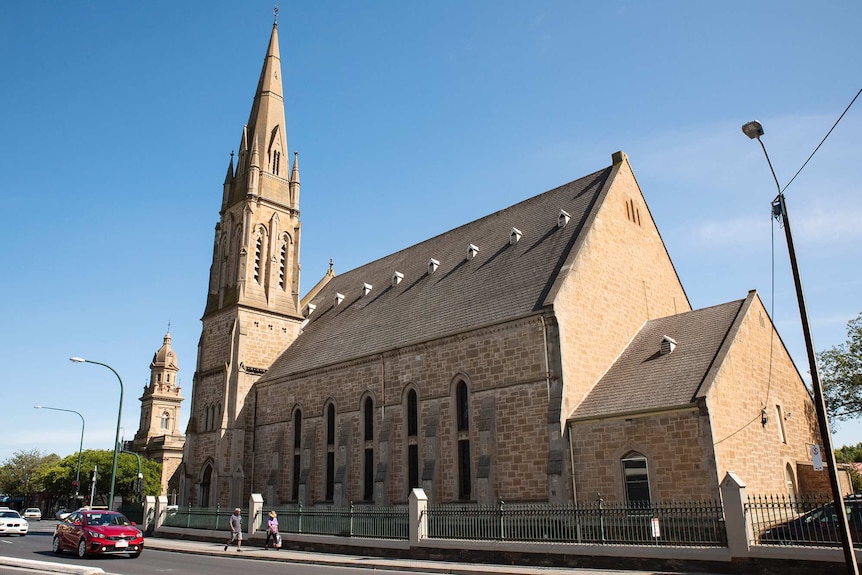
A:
143 496 157 534
249 493 263 536
151 495 164 533
720 471 751 558
349 501 355 537
498 499 505 541
409 488 428 546
186 502 191 528
598 494 605 543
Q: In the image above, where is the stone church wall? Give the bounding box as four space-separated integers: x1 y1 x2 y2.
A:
250 315 553 505
553 156 691 434
706 295 821 496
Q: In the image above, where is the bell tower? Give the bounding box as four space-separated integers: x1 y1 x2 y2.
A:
181 17 305 507
132 330 185 497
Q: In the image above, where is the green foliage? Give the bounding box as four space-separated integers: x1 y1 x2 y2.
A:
820 312 862 423
0 449 60 497
39 449 162 505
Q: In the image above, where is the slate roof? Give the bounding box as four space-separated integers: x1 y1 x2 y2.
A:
570 298 747 420
259 165 613 381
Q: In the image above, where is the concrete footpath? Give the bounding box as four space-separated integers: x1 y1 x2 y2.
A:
0 535 718 575
146 536 681 574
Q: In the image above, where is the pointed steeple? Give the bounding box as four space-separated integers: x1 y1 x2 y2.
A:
245 22 286 173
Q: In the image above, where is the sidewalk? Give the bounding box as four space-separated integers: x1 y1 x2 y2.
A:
144 536 711 575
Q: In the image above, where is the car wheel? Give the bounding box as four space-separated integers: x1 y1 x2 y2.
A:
130 549 143 558
77 538 88 558
52 536 62 555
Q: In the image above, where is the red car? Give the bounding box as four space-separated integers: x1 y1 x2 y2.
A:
53 510 143 558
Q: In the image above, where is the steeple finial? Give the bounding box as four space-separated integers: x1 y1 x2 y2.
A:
274 5 279 25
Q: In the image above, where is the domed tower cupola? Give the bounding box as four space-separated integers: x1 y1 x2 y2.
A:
150 331 180 389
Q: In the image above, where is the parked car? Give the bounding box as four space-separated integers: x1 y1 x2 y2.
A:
23 508 42 521
0 509 29 536
759 497 862 545
53 510 143 558
55 508 71 520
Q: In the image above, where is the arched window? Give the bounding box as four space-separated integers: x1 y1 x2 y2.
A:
455 381 471 500
200 464 213 507
278 240 288 290
292 408 302 501
254 233 263 284
161 411 171 431
785 463 798 499
406 389 420 491
363 397 374 501
272 150 280 175
621 452 651 504
325 403 336 501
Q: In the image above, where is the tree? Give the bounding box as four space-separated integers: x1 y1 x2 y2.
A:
820 312 862 423
0 449 60 505
40 449 162 506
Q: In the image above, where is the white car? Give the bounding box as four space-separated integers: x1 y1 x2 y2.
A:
0 510 28 536
23 508 42 521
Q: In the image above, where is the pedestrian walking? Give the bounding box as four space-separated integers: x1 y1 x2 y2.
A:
264 510 280 550
224 508 243 552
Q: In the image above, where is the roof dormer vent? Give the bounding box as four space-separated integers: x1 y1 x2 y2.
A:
510 228 522 245
467 244 479 260
335 293 345 305
362 283 372 297
392 271 404 286
660 336 677 355
558 209 571 228
428 259 440 274
304 303 317 317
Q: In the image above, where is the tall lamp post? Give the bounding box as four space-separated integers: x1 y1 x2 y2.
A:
70 357 124 510
742 120 858 575
34 406 85 505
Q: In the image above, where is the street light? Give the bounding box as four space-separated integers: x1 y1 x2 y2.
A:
34 406 85 505
742 120 858 575
70 357 124 510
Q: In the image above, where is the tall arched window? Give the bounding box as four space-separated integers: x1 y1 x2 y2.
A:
455 381 471 500
621 452 651 504
292 408 302 501
200 464 212 508
363 397 374 501
325 403 336 501
253 233 263 284
161 411 171 431
406 389 420 491
278 239 288 290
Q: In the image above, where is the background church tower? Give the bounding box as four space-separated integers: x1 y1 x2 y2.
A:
132 330 185 498
181 17 305 507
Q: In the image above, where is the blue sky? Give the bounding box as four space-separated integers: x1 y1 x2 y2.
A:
1 1 860 466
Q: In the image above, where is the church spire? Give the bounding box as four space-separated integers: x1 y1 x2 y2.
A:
245 21 286 172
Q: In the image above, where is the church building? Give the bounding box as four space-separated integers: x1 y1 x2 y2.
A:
178 19 831 509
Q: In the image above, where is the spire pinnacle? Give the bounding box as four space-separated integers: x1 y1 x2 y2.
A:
274 5 279 26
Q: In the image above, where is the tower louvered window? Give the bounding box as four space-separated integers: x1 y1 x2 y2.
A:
254 235 263 283
272 150 280 175
279 241 287 289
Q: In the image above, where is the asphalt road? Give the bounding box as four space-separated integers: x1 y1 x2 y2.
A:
0 520 426 575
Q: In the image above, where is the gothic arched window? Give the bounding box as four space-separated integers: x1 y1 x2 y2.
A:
292 408 302 501
325 403 336 501
455 380 471 500
363 396 374 501
406 388 420 491
621 452 651 504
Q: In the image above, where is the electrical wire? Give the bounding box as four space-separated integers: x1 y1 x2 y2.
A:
781 86 862 195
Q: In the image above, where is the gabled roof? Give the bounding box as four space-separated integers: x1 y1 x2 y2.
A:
570 298 748 421
259 165 613 381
